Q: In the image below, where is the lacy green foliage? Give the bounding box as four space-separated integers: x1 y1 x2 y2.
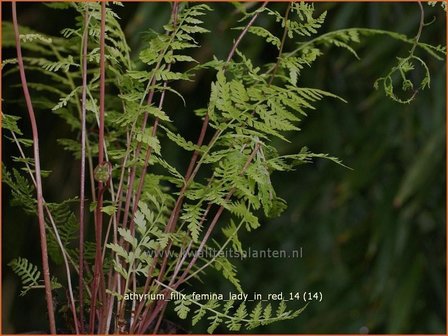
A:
107 200 172 287
278 25 445 97
8 257 61 296
8 258 41 296
3 2 445 334
162 281 307 333
3 167 36 214
45 200 82 264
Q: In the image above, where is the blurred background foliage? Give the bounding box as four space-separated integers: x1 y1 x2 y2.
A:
2 2 446 334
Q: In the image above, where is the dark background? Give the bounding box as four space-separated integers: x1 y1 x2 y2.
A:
2 2 446 334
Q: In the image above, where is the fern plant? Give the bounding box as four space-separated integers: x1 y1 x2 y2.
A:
3 1 445 334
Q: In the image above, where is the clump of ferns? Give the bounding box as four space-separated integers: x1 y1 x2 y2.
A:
3 1 445 334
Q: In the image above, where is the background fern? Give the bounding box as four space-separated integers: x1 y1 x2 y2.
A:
8 258 61 296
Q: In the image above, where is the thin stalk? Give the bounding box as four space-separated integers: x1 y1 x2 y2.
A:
268 2 292 85
168 239 193 287
152 304 167 334
226 2 268 64
128 75 170 237
90 1 107 333
410 2 424 57
10 131 93 293
104 271 118 333
79 9 90 333
50 45 97 203
9 130 81 333
12 3 56 333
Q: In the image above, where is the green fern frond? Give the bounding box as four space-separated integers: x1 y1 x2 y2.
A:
8 258 41 296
